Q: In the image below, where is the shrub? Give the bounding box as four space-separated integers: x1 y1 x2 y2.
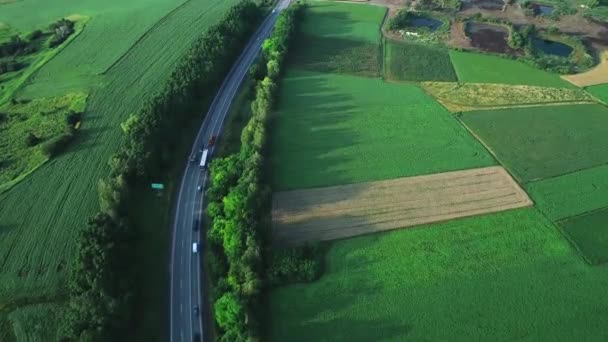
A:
41 127 75 157
25 132 40 147
267 245 322 286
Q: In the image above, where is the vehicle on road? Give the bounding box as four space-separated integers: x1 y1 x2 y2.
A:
199 149 209 169
197 185 202 192
208 135 217 147
193 333 201 342
189 154 196 163
193 305 199 316
192 242 198 254
193 219 199 232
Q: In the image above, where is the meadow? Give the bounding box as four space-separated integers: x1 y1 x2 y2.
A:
0 0 239 338
268 208 608 341
527 164 608 221
270 70 495 190
449 50 575 88
423 82 594 112
385 40 457 82
559 208 608 265
459 104 608 183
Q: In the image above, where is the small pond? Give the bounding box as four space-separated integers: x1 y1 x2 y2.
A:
531 3 555 15
532 37 573 57
466 22 516 54
409 16 443 31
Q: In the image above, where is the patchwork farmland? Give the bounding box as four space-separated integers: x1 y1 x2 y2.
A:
266 1 608 341
273 166 531 245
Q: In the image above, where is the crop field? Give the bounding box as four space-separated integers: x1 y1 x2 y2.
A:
268 208 608 341
527 164 608 221
270 70 495 190
385 41 457 82
299 1 386 43
6 303 65 342
0 0 238 337
272 166 531 245
559 208 608 265
423 82 594 112
290 1 386 77
291 34 381 77
459 104 608 183
449 50 575 88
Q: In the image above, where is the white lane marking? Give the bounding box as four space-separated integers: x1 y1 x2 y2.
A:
180 278 183 290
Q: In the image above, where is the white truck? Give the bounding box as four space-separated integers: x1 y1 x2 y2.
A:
199 149 209 169
192 242 199 253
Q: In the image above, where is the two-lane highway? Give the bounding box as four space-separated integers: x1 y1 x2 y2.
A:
169 1 290 341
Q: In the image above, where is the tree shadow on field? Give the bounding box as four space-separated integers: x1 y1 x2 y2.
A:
302 10 360 38
270 71 367 192
268 276 412 341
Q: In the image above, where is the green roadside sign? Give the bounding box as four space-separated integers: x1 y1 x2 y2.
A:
151 183 165 190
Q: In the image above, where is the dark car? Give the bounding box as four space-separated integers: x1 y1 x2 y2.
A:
192 219 199 232
193 333 201 342
193 305 199 316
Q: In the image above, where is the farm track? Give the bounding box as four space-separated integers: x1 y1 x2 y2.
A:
272 166 532 245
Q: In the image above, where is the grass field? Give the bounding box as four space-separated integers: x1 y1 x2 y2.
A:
6 303 65 342
385 41 457 82
272 166 531 245
460 104 608 183
449 50 576 88
527 164 608 221
268 208 608 341
423 82 594 112
270 70 495 190
0 0 238 338
559 208 608 265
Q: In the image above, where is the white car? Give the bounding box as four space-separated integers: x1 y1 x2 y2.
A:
192 242 198 253
197 185 202 192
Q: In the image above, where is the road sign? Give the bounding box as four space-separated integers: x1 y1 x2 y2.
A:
151 183 165 190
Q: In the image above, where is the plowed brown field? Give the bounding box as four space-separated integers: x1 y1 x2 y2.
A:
272 166 532 245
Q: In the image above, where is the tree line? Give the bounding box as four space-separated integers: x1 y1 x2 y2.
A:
205 5 320 341
59 2 263 341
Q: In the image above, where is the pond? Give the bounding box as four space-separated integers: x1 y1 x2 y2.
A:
461 0 505 10
409 16 443 31
466 22 516 54
531 2 554 15
532 37 573 57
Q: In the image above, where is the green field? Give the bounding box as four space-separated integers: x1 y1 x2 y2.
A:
6 303 65 342
289 1 386 77
300 1 386 43
559 208 608 265
585 82 608 103
527 164 608 221
460 104 608 183
449 50 575 88
270 70 495 190
386 40 457 82
268 208 608 341
0 0 238 338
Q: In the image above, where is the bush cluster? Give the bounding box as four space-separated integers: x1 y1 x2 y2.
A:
59 2 263 341
49 19 75 48
205 5 312 341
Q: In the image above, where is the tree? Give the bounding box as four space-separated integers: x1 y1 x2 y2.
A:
214 292 244 330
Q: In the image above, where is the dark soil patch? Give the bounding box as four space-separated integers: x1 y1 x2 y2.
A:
466 22 517 54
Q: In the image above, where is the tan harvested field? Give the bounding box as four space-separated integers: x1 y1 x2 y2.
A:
563 51 608 87
272 166 532 245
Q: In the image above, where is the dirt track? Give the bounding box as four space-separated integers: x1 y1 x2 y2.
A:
272 166 532 245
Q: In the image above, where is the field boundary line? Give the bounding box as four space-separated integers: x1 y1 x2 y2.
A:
101 0 196 75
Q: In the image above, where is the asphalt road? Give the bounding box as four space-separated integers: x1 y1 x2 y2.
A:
169 1 290 341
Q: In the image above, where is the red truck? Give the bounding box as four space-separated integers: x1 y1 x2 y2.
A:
208 135 217 147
